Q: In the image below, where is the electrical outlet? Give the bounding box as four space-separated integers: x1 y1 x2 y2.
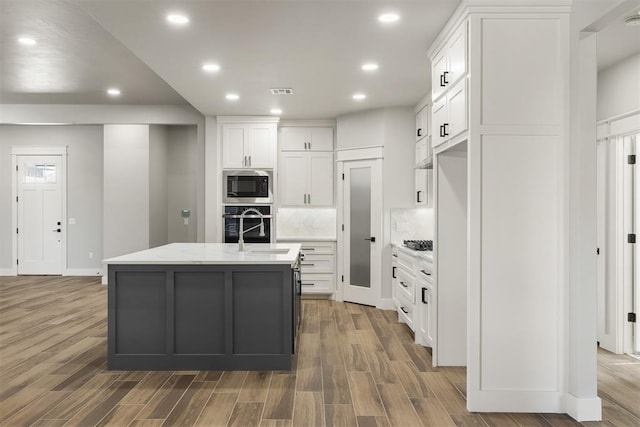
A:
88 252 94 259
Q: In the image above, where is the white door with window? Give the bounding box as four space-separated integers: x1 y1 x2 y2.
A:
341 159 382 307
16 155 63 274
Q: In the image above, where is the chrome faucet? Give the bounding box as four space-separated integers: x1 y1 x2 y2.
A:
238 208 265 251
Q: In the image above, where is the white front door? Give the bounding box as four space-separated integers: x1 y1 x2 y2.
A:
342 159 382 307
17 155 63 275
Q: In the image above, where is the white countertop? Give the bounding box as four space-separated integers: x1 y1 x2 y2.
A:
103 243 302 266
392 243 434 261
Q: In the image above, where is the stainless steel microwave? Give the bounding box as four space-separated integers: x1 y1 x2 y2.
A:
223 170 273 204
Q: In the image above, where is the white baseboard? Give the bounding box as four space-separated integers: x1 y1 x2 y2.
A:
0 268 17 276
64 269 104 277
565 394 602 422
379 298 395 310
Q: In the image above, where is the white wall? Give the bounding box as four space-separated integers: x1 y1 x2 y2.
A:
336 107 417 301
597 53 640 121
103 125 150 259
0 104 206 243
149 125 169 248
0 125 103 272
167 125 198 243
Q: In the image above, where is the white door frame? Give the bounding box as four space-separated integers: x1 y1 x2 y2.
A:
11 146 68 276
336 146 384 307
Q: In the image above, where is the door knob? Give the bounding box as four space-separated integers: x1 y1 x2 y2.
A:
365 237 376 242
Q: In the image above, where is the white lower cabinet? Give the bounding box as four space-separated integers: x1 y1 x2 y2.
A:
298 241 336 296
391 244 437 365
416 258 435 350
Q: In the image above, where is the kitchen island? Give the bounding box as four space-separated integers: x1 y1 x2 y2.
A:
103 243 301 371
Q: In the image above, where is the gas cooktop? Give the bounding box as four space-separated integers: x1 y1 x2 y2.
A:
403 240 433 251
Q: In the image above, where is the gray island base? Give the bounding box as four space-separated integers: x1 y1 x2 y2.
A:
105 243 301 371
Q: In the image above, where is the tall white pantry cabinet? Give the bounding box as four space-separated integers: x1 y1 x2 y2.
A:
429 1 596 419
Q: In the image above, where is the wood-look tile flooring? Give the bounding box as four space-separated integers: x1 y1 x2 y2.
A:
1 276 639 426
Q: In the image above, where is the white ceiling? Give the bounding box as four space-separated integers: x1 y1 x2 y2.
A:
6 0 635 119
0 0 189 105
1 0 460 119
597 7 640 70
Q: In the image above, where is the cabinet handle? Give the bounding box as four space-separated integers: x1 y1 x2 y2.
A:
443 123 449 137
302 263 315 266
400 281 408 288
439 125 445 138
440 74 446 87
304 194 307 204
422 287 428 304
417 128 422 137
417 190 422 203
420 269 431 276
304 142 308 150
309 142 312 150
301 247 315 251
392 266 397 278
244 156 247 167
392 253 398 258
400 306 409 314
302 283 315 286
443 71 449 85
308 193 311 204
249 156 252 167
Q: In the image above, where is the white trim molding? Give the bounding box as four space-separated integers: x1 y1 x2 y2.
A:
564 394 602 422
64 269 104 277
216 116 280 124
335 145 383 162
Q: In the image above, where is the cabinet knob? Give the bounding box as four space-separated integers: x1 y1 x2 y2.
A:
392 266 397 278
443 71 449 85
422 287 428 304
417 190 423 203
417 128 422 137
400 281 408 288
443 123 449 137
440 74 446 87
400 306 409 314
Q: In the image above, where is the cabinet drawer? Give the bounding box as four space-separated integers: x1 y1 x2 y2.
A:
301 254 335 274
396 292 415 331
417 260 433 284
396 268 415 303
301 273 334 294
300 241 335 255
397 251 416 273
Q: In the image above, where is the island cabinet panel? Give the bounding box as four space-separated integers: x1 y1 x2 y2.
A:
174 272 226 355
233 271 284 355
108 263 297 371
115 272 166 355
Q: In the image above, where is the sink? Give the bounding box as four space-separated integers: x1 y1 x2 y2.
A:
246 248 290 255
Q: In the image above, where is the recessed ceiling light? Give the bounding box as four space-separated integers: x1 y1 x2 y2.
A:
378 13 400 23
17 37 36 46
107 88 121 96
362 63 379 71
270 108 282 115
202 63 221 72
352 93 367 101
166 14 189 25
625 12 640 26
226 93 239 101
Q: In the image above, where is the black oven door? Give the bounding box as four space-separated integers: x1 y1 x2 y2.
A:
224 205 272 243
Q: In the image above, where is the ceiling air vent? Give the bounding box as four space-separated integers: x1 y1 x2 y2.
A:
270 88 294 95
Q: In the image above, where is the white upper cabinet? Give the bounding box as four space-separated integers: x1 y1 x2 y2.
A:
279 151 333 207
223 123 276 169
279 127 334 151
415 105 430 142
433 78 468 149
431 21 468 102
415 169 428 206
